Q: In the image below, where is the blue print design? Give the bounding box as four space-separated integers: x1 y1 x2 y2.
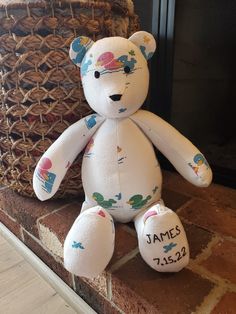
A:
188 153 209 176
117 55 137 71
72 48 86 64
85 115 97 129
72 241 85 249
193 153 209 168
115 193 122 200
163 242 177 253
81 59 92 77
36 170 56 194
42 172 56 193
140 45 154 60
36 157 56 194
71 37 93 65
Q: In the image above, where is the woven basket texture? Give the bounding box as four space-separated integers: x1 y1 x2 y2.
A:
0 0 139 198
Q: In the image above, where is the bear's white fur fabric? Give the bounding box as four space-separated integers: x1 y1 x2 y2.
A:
33 31 212 278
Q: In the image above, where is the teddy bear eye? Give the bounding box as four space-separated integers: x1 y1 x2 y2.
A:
94 71 100 79
124 66 131 74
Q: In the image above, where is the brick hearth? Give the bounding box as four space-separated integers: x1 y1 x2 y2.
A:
0 171 236 314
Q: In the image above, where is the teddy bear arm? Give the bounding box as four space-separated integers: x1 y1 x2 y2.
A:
33 114 105 201
130 110 212 187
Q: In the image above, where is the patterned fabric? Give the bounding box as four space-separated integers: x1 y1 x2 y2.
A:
33 31 212 278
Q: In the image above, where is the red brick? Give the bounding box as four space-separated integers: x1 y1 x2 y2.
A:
162 188 191 211
38 202 82 245
183 223 213 259
201 239 236 284
80 224 138 297
179 199 236 238
23 230 73 287
75 276 121 314
0 208 21 238
0 188 69 237
39 207 137 260
109 224 138 266
83 272 108 297
38 208 138 297
111 254 214 314
163 171 236 209
211 292 236 314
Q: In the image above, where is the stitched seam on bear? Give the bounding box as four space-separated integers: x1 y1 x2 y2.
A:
115 119 124 210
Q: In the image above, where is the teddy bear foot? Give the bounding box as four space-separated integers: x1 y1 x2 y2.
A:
64 206 115 279
134 203 189 272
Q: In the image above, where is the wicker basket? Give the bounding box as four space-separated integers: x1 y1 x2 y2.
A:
0 0 139 198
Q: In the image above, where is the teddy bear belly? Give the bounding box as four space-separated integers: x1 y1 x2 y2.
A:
81 118 162 222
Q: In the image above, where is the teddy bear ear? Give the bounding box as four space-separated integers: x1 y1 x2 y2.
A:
69 36 94 67
128 31 156 60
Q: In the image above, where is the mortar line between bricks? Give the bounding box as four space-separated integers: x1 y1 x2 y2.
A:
22 228 64 265
0 208 18 223
220 234 236 244
104 293 125 314
193 235 220 264
180 215 214 233
36 202 77 244
105 276 125 314
85 275 124 314
110 302 125 314
187 261 236 292
179 216 236 244
106 272 112 300
164 186 235 210
175 198 194 215
189 196 236 210
163 186 188 194
72 274 76 291
20 226 25 242
106 300 124 314
109 247 139 273
36 202 74 225
68 273 74 291
194 285 227 314
163 187 198 203
122 224 137 237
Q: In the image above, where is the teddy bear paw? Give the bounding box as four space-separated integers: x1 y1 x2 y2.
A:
138 204 189 272
64 206 115 278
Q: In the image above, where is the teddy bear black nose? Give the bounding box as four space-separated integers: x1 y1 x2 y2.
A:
109 94 122 101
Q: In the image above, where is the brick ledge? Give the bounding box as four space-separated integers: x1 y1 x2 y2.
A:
0 170 236 314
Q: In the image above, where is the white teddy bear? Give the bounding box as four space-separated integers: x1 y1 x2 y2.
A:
33 31 212 279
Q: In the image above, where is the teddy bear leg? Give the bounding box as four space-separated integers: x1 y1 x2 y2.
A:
64 206 115 278
81 199 94 212
134 201 189 272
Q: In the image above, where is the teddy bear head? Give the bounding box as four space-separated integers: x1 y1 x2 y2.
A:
69 31 156 119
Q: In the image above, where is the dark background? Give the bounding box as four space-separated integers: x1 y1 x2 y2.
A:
134 0 236 188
